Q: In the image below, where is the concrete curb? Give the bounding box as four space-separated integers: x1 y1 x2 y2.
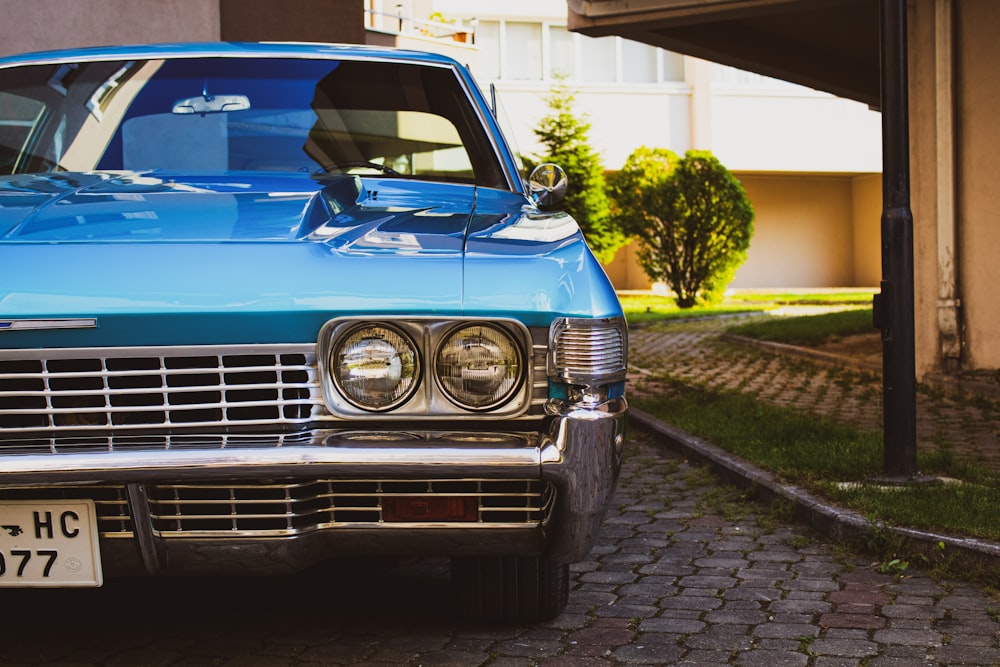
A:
630 406 1000 570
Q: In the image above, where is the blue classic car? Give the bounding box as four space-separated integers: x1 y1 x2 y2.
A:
0 42 627 622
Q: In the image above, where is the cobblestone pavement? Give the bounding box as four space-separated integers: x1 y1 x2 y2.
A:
3 430 998 666
628 316 1000 471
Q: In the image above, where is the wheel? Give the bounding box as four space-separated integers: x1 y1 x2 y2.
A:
451 555 569 624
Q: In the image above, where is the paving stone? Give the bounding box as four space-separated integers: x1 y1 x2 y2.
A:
734 647 810 666
807 638 879 658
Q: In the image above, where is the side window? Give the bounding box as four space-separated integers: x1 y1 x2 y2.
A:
0 92 45 174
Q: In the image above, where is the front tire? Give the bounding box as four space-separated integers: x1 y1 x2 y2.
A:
451 555 569 624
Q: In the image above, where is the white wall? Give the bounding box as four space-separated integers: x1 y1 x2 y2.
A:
710 86 883 173
431 0 882 175
493 83 691 169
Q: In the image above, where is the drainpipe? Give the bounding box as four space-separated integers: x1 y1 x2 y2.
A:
935 0 962 371
873 0 917 477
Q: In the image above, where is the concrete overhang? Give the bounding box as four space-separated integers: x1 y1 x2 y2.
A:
567 0 880 109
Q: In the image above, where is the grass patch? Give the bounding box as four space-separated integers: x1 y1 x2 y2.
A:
619 290 875 327
726 307 874 346
634 378 1000 544
619 293 767 325
728 291 874 305
828 482 1000 542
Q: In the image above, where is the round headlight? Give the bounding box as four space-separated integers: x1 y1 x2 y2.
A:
435 324 523 410
331 325 420 411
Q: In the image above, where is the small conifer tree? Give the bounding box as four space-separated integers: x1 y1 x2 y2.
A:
530 80 625 264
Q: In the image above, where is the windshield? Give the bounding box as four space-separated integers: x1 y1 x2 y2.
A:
0 56 507 187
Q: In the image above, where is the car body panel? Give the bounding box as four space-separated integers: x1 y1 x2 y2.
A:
0 43 627 604
0 172 618 346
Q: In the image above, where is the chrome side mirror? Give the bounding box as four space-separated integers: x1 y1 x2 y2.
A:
528 163 568 208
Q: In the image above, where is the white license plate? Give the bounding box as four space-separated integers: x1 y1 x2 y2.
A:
0 500 103 587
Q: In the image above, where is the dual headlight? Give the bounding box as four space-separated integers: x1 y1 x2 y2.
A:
322 316 627 416
329 321 523 413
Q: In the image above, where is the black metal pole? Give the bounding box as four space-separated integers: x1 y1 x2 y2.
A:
875 0 917 477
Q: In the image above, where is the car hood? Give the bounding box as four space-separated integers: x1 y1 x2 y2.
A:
0 172 620 347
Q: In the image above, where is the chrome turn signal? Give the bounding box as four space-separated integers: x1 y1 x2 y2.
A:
548 317 628 386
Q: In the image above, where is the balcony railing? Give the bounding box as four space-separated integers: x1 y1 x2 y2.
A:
364 8 476 44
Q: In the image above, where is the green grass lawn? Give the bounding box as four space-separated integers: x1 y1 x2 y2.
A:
726 306 874 346
619 290 875 328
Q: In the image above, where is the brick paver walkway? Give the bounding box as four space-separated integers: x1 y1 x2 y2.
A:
628 316 1000 471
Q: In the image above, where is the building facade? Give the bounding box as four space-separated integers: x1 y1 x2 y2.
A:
423 0 884 291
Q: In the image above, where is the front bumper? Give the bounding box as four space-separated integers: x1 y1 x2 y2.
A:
0 397 627 576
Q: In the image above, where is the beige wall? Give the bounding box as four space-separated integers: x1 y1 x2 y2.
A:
909 0 945 379
851 173 882 286
603 241 653 291
906 0 1000 376
954 0 1000 369
604 172 881 291
733 175 853 288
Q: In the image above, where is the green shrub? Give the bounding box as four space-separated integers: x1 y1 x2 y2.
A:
610 148 754 307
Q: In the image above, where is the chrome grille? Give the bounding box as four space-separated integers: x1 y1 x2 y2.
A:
0 480 555 537
0 333 550 440
148 479 554 535
0 345 320 435
0 485 132 535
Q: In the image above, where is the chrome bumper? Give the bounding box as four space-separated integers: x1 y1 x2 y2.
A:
0 397 627 574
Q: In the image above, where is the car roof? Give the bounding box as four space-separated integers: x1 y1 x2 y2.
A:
0 41 464 69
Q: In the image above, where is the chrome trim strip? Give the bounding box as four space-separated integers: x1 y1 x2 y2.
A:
0 441 545 483
0 342 315 360
0 47 466 70
0 319 97 331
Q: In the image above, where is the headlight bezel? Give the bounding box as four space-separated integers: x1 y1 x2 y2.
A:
318 317 534 418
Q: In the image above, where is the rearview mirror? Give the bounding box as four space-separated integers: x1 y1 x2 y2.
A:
172 94 250 115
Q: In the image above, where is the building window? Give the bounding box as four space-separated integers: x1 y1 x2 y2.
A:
661 51 685 82
477 20 501 81
621 39 658 83
580 35 617 83
474 20 685 86
548 26 575 80
504 22 543 80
